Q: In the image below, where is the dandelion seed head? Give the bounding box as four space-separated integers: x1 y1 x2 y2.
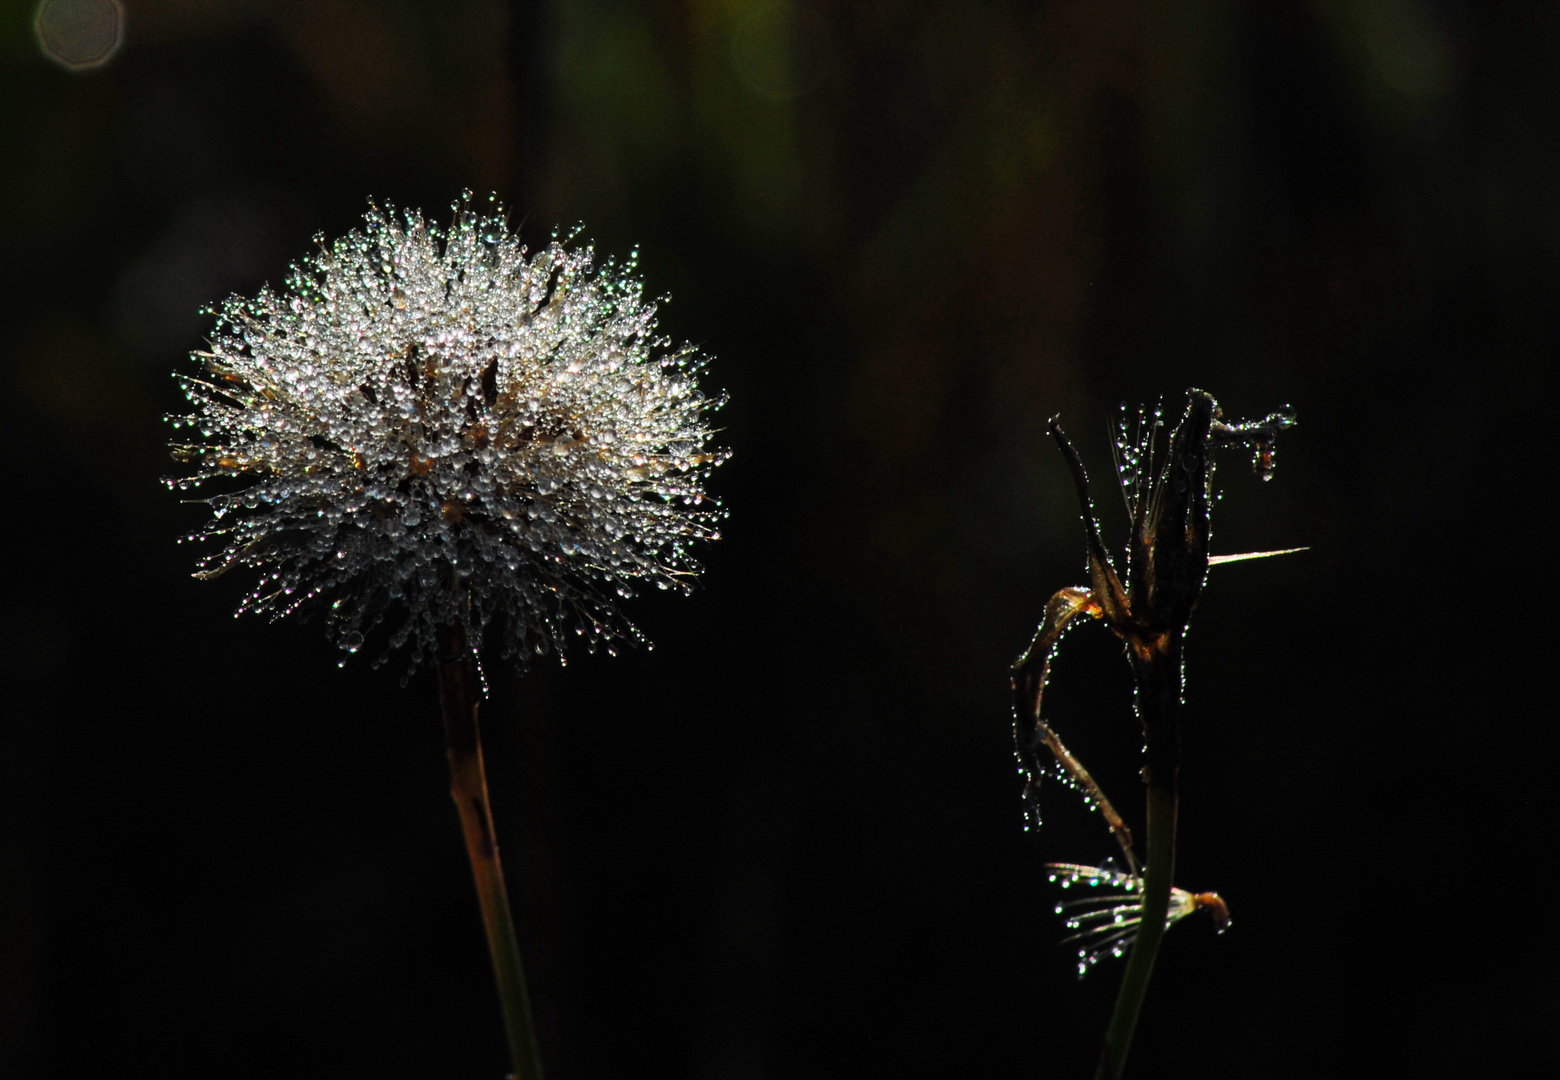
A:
168 195 728 672
1045 862 1223 978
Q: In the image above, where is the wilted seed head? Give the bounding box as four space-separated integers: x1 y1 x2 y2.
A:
168 196 728 671
1045 863 1229 979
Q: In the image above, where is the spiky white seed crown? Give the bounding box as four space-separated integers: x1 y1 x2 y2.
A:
1047 863 1216 978
169 197 728 671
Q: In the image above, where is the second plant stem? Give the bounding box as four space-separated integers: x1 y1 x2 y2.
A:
438 623 545 1080
1097 634 1183 1080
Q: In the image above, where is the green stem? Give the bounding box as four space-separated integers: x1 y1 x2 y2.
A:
438 624 545 1080
1096 636 1182 1080
1096 779 1176 1078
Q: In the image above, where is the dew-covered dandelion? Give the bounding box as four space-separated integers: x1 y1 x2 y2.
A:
167 197 728 1080
1046 863 1229 979
168 196 727 670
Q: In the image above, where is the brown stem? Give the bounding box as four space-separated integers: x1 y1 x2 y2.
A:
438 623 545 1080
1034 720 1138 875
1013 587 1138 873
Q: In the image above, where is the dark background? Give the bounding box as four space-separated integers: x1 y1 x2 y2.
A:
1 1 1554 1077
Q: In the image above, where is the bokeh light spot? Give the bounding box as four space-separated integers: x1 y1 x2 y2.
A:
34 0 124 71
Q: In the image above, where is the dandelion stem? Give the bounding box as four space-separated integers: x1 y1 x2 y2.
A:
438 623 545 1080
1096 636 1182 1079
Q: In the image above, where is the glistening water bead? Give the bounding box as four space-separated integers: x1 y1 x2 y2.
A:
168 196 729 671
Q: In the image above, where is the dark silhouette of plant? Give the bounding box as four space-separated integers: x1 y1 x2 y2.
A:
1012 389 1296 1078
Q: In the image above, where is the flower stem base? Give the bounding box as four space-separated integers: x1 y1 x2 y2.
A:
438 623 545 1080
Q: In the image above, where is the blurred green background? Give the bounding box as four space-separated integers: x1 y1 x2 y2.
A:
1 1 1554 1077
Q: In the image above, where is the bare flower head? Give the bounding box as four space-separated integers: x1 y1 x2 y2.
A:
168 196 728 670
